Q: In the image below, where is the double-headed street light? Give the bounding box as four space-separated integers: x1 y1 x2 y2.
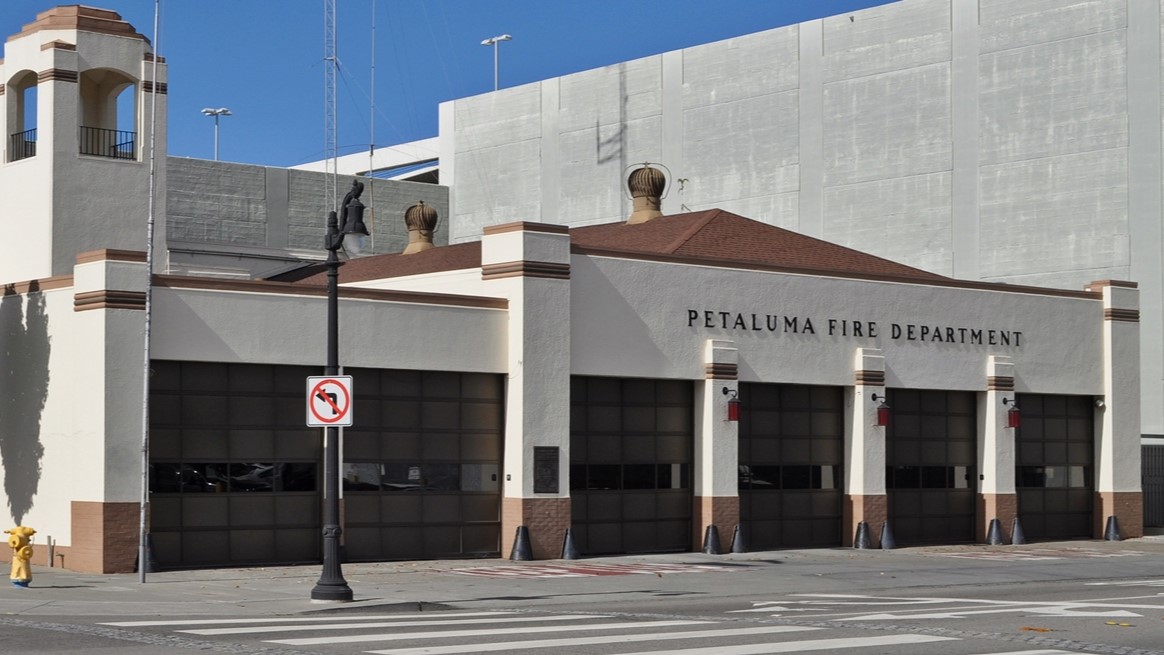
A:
310 180 369 603
200 107 231 161
480 34 511 91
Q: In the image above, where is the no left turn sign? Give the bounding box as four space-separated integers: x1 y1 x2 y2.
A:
306 376 353 427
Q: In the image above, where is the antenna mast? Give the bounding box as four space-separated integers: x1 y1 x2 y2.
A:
324 0 338 213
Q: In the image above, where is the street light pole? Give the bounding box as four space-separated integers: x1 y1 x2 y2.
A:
310 181 367 603
200 107 232 161
480 34 511 91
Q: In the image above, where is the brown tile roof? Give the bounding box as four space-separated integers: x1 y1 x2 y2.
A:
272 209 947 285
569 209 948 282
270 241 481 285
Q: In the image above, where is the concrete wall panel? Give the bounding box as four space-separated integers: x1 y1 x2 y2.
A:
979 29 1128 166
980 0 1126 54
980 149 1129 279
452 139 542 242
168 160 268 246
558 117 662 226
822 0 950 82
558 57 661 134
823 62 951 186
455 85 542 151
822 171 952 274
682 90 799 208
682 27 799 109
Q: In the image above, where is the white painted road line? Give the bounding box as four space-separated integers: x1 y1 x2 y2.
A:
98 611 510 628
592 633 958 654
364 626 823 655
1086 579 1164 587
180 613 607 636
268 619 716 646
965 651 1075 655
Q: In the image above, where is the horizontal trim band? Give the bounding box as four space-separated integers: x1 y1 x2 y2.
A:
481 261 570 280
483 221 570 236
855 370 885 385
142 80 168 94
3 275 74 295
154 275 508 309
38 68 78 83
705 363 738 380
1087 280 1138 290
74 290 146 311
0 85 5 96
1105 308 1139 322
40 40 76 51
76 249 148 264
987 376 1015 391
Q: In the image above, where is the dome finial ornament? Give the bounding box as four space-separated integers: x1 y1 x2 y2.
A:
402 201 439 254
626 163 667 224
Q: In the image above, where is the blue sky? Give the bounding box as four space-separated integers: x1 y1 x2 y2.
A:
4 1 892 167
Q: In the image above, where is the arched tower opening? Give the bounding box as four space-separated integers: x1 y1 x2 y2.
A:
5 70 38 162
79 67 137 160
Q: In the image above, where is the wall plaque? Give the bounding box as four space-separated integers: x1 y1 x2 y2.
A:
533 446 559 494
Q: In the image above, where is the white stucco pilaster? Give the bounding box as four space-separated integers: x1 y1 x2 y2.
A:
979 356 1016 495
693 339 738 497
845 348 886 496
71 253 149 503
480 223 572 499
1092 282 1141 494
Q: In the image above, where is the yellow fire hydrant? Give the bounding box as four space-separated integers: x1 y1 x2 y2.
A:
5 526 36 588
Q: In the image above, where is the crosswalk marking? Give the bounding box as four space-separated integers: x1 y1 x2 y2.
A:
267 619 718 647
448 563 737 579
598 634 958 654
180 613 607 636
970 651 1075 655
364 625 822 655
1086 578 1164 587
98 611 508 628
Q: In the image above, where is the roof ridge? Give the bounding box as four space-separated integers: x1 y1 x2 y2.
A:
664 209 723 253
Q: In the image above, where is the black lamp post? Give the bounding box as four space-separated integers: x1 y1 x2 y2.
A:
311 181 368 602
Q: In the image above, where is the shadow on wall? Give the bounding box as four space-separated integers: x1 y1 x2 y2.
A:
0 282 50 525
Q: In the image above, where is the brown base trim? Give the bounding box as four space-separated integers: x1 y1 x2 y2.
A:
692 496 740 551
1094 491 1144 539
70 501 140 573
842 494 887 547
977 493 1017 543
502 497 571 560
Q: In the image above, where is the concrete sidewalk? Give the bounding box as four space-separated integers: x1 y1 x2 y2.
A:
3 536 1163 621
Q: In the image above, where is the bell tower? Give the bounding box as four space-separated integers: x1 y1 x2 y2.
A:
0 6 167 283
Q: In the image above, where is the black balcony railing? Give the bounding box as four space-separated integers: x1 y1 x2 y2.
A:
80 126 136 160
8 128 36 162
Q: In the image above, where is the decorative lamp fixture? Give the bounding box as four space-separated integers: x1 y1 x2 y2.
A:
722 387 740 422
1002 397 1021 429
871 393 890 427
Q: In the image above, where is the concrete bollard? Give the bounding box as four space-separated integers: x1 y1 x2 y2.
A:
702 525 723 555
510 526 533 561
986 518 1004 545
854 521 873 549
1011 517 1026 545
879 520 896 550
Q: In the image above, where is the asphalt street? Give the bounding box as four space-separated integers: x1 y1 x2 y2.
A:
2 537 1163 654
